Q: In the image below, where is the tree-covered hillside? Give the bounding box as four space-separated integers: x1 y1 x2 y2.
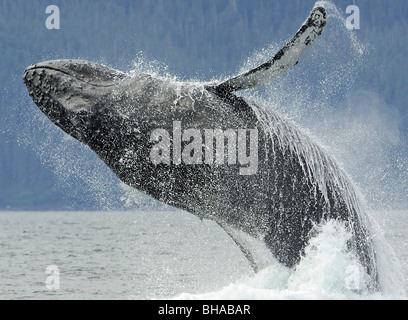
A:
0 0 407 210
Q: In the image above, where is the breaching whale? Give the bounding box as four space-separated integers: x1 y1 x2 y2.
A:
23 7 379 289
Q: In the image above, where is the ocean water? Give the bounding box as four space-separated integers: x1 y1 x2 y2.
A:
0 209 406 300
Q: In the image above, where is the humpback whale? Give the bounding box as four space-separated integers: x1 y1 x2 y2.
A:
23 7 379 290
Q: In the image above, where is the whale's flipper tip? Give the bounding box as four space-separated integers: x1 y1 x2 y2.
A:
310 6 327 31
214 5 327 95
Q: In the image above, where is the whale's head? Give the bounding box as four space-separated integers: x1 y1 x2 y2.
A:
23 59 131 143
22 59 221 184
23 59 178 181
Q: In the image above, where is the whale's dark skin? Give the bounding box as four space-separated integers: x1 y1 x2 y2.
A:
23 7 379 290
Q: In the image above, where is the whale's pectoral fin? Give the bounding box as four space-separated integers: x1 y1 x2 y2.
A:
216 221 259 273
212 6 327 95
216 221 278 273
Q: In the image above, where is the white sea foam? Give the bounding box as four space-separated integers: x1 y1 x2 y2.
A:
176 220 406 300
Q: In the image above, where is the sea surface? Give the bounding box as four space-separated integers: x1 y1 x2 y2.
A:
0 209 406 300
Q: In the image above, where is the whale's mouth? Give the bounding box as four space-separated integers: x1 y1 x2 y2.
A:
24 59 128 88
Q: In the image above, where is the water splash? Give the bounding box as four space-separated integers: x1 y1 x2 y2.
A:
315 0 368 56
176 220 405 300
